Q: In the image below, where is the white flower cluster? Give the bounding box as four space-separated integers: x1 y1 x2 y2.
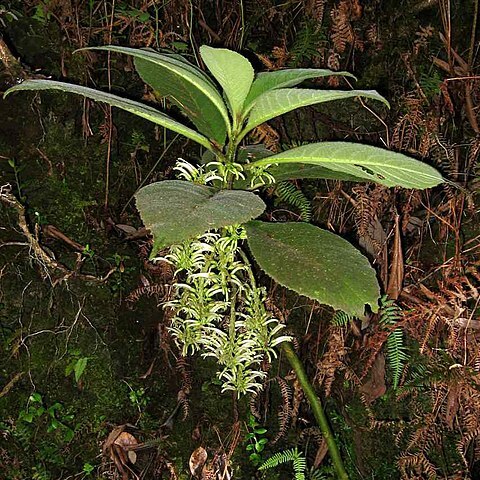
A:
157 226 290 396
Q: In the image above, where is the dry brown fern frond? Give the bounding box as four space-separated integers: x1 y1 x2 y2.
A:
391 95 425 153
400 190 423 234
314 328 347 397
249 391 262 420
413 25 435 56
406 413 439 453
419 312 440 354
326 50 341 87
271 376 292 444
457 426 480 468
249 124 280 152
126 283 171 305
258 42 290 71
330 1 354 54
430 134 456 182
365 24 382 50
352 184 389 256
398 452 438 480
176 356 192 421
466 137 480 180
283 374 304 428
312 0 326 23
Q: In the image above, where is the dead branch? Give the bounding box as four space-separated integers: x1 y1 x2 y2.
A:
0 185 115 284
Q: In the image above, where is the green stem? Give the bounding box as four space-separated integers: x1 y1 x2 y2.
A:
281 342 349 480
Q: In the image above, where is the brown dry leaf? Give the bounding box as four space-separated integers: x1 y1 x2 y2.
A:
386 214 404 300
313 438 328 468
114 431 138 449
359 353 387 403
189 446 208 478
103 426 139 480
127 450 137 465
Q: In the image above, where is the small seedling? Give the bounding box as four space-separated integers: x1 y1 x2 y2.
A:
245 414 268 466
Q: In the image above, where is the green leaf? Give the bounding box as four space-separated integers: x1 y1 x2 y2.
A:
249 142 444 189
5 79 214 151
266 163 365 183
245 68 356 107
74 357 88 382
81 46 230 144
65 362 75 377
234 147 367 189
29 392 42 403
20 412 34 423
63 428 75 442
246 221 380 316
249 453 262 463
254 428 267 434
200 46 254 121
243 88 389 135
135 180 266 254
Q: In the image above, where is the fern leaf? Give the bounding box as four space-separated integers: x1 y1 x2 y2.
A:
260 447 307 480
379 296 408 388
331 310 354 326
275 181 312 222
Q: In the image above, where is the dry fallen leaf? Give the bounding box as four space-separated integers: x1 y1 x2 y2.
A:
189 446 208 478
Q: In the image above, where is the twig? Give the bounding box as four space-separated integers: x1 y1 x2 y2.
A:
468 0 479 68
0 186 116 283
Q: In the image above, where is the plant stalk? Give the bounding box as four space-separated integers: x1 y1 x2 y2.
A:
282 342 349 480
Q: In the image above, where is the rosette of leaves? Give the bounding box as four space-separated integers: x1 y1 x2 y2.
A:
5 44 444 318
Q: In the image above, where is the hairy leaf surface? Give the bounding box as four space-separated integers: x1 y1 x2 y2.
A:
246 221 380 316
136 181 265 253
82 45 230 144
5 79 213 150
250 142 444 188
243 88 389 134
200 46 254 120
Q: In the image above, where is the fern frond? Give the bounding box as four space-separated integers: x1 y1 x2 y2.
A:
275 181 312 222
386 329 408 389
272 376 292 444
379 296 408 388
290 21 325 65
308 468 327 480
331 310 354 326
260 447 306 480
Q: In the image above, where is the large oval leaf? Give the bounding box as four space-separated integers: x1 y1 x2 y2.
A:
82 46 230 145
248 142 444 189
245 68 356 108
242 88 389 136
4 79 213 150
246 221 380 316
135 181 266 254
200 46 254 122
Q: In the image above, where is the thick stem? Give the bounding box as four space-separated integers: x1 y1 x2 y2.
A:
282 342 349 480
